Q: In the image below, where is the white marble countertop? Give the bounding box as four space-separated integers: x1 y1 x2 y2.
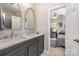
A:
0 33 44 50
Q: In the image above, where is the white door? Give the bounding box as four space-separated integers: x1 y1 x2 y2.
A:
65 3 79 56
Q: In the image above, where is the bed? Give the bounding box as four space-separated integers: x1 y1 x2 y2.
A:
56 31 65 47
56 38 65 47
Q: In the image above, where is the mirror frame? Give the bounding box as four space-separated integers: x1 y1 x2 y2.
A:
24 8 35 30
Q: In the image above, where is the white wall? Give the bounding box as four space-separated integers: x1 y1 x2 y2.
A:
35 3 64 51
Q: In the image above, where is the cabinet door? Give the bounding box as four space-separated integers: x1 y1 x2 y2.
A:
8 48 27 56
28 42 39 56
12 49 26 56
38 39 44 55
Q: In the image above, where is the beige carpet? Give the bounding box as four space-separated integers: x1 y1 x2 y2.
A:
49 47 65 56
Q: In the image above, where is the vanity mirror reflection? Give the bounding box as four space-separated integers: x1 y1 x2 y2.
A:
25 8 35 30
0 3 21 30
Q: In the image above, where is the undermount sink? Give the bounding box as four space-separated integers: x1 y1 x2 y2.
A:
11 36 26 40
0 36 10 40
0 33 42 42
22 33 38 37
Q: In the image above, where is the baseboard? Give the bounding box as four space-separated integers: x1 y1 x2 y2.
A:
44 50 48 54
40 50 49 56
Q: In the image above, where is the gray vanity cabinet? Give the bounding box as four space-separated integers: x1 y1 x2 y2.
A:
0 35 44 56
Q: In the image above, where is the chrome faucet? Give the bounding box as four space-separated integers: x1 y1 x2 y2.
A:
11 30 14 39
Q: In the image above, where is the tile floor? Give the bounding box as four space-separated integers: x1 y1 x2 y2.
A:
49 47 65 56
41 47 65 56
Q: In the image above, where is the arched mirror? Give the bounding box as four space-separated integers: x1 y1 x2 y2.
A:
0 3 21 30
25 8 35 30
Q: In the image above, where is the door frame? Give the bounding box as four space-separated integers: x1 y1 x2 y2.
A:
48 4 65 54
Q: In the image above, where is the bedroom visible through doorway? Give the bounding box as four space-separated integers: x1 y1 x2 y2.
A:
49 5 65 56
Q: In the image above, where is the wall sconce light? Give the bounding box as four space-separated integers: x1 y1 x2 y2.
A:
52 12 59 19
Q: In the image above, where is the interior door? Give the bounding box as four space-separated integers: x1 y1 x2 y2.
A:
65 3 79 56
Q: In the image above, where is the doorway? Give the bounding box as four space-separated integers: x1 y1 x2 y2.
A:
48 5 65 56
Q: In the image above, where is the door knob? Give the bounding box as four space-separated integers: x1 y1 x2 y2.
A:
74 38 79 42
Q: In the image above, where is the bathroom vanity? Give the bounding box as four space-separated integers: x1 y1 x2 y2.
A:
0 34 44 56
